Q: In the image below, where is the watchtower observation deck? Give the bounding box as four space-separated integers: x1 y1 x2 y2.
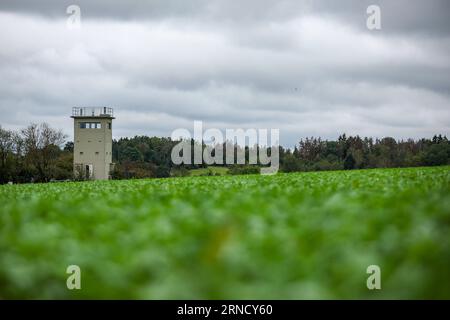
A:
71 107 115 118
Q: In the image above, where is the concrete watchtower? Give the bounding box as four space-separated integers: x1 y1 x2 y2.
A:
71 107 115 180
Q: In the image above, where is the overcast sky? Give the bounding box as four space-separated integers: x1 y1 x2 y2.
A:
0 0 449 146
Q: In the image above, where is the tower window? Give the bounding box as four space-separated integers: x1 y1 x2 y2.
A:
108 123 111 129
80 152 84 155
79 122 102 129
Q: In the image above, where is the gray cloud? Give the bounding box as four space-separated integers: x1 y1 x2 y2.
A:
0 1 449 147
1 0 449 34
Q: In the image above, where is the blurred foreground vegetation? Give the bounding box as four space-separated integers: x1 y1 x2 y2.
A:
0 166 449 299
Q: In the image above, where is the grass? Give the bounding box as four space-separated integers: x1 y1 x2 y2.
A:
0 166 449 299
189 166 229 176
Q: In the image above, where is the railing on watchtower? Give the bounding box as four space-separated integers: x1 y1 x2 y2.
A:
72 107 114 117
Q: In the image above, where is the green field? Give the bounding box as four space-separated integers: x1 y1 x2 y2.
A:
189 166 229 176
0 166 449 299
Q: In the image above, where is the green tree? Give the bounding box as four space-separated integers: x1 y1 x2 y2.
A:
422 144 450 166
21 123 67 182
344 153 356 170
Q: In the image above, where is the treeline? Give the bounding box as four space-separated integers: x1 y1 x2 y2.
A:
1 122 449 183
0 124 72 184
280 134 450 172
112 134 450 178
111 136 177 179
111 137 276 178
